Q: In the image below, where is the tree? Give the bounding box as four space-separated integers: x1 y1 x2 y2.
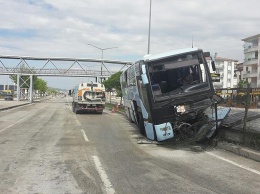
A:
237 79 248 89
103 71 123 104
34 78 48 93
9 64 37 88
9 64 49 96
237 79 250 105
48 88 58 96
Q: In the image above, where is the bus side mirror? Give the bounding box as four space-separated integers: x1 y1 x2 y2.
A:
211 60 216 71
141 65 149 84
141 74 149 85
141 65 146 74
203 52 210 57
204 51 216 71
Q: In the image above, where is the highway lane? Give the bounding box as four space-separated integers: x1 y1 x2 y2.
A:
0 96 259 193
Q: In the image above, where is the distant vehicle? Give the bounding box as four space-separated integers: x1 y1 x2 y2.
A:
71 82 106 114
4 94 13 101
120 47 226 142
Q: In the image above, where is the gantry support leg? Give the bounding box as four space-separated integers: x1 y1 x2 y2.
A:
17 74 20 101
29 75 33 103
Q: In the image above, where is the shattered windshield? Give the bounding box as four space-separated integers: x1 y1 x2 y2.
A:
148 53 209 100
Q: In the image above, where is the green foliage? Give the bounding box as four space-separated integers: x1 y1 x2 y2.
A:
9 64 48 93
237 79 248 88
34 78 48 93
48 88 58 95
103 71 123 97
9 64 36 88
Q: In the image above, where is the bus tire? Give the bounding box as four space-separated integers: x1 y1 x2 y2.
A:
127 108 134 123
137 112 146 135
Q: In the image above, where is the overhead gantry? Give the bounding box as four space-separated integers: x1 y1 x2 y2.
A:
0 55 132 103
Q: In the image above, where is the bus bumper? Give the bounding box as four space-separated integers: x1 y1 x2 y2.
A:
145 122 174 141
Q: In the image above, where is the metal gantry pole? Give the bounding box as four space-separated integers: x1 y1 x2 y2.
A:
29 74 33 103
101 50 103 82
17 74 20 101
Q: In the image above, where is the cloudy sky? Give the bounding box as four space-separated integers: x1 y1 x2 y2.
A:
1 0 260 89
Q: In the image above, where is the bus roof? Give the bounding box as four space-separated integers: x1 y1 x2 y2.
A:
143 47 201 62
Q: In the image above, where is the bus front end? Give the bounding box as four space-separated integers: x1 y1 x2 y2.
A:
140 48 219 142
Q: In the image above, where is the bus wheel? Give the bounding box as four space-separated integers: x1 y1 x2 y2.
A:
127 108 134 123
137 112 146 135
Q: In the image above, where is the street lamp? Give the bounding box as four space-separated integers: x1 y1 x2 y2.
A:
86 43 118 79
148 0 152 54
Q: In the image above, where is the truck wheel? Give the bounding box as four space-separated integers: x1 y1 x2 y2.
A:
72 103 75 112
75 108 79 114
74 103 80 114
137 112 146 135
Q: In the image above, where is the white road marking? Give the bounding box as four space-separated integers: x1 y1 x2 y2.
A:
73 115 81 126
81 129 89 142
206 152 260 176
76 119 81 126
0 114 31 133
92 156 115 194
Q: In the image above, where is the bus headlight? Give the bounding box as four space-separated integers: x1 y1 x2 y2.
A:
176 105 189 113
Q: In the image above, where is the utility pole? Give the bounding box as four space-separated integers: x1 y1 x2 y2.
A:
243 83 251 144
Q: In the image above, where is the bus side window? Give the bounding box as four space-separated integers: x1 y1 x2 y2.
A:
135 62 140 76
128 66 136 86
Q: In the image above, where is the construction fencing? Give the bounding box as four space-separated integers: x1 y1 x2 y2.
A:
216 87 260 108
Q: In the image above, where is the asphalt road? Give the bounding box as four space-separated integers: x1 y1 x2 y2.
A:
0 96 259 194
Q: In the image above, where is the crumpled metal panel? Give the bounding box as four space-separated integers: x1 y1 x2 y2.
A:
154 122 174 141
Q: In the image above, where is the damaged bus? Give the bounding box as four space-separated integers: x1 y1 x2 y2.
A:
120 47 227 142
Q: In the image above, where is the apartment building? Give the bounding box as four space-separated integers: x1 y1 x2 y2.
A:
242 34 260 87
209 53 238 89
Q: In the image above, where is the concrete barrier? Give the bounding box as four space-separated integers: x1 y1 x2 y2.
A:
217 141 260 162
